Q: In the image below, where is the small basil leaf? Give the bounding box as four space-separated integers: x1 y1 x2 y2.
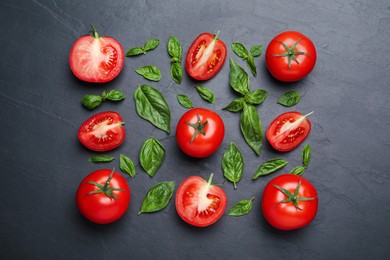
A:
139 137 165 177
222 98 245 112
228 197 255 216
120 154 136 177
105 90 125 101
81 95 103 110
290 166 305 176
126 47 145 56
250 45 263 57
170 62 182 84
246 54 257 76
302 144 312 168
136 65 162 82
177 94 193 109
138 181 175 215
245 89 268 105
195 86 215 104
229 58 250 96
277 91 301 107
134 85 171 134
168 36 182 59
240 104 263 156
252 158 288 180
222 142 244 189
144 39 160 51
231 42 248 59
88 155 115 163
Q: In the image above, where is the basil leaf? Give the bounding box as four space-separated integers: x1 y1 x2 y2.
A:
177 94 193 109
302 144 312 168
252 158 288 180
81 95 102 110
231 42 248 59
144 39 160 51
139 137 165 177
168 36 182 59
290 166 305 176
228 197 255 216
277 91 301 107
136 65 162 82
246 54 257 76
104 90 125 101
170 62 182 84
120 154 136 177
195 86 215 104
222 98 245 112
229 58 250 96
126 47 145 56
222 142 244 189
138 181 175 215
250 45 263 57
245 89 268 105
240 104 263 156
88 155 115 163
134 85 171 134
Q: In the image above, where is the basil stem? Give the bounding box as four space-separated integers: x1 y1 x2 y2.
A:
195 86 215 104
252 158 288 180
139 138 165 177
135 65 162 82
138 181 175 215
88 155 115 164
177 94 193 109
222 142 244 189
240 104 263 155
277 90 301 107
120 154 136 177
228 197 255 216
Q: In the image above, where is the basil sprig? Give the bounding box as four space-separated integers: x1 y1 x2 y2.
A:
278 91 301 107
195 86 215 104
228 197 255 216
81 90 125 110
88 155 115 164
290 144 312 176
231 42 262 76
135 65 162 81
222 142 244 189
126 38 160 56
134 85 171 134
168 36 182 84
252 158 288 180
139 137 165 177
138 181 175 215
120 154 136 177
177 94 193 109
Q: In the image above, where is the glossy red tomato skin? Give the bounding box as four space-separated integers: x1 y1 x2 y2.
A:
76 169 131 224
176 108 224 158
266 111 311 152
262 174 318 230
175 176 227 227
69 33 124 83
185 33 227 81
78 111 126 152
265 31 316 82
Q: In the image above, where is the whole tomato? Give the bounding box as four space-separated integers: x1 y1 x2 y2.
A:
262 174 318 230
265 31 316 82
76 169 130 224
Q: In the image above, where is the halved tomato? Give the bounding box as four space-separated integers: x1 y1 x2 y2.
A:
175 174 227 227
266 111 312 152
69 26 124 83
78 111 125 152
185 32 227 81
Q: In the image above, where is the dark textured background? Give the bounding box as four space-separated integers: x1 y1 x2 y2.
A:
1 0 389 259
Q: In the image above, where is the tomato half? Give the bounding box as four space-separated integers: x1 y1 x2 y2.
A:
76 169 131 224
265 31 316 82
176 174 227 227
69 26 124 83
266 111 311 152
185 32 227 81
262 174 318 230
78 111 126 152
176 108 224 158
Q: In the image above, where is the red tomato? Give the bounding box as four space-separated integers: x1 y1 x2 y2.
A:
176 174 227 227
262 174 318 230
185 32 227 81
266 111 311 152
76 169 131 224
69 26 124 83
78 111 126 152
176 108 224 158
265 31 316 82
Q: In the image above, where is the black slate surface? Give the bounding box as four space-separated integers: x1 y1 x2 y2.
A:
1 0 389 259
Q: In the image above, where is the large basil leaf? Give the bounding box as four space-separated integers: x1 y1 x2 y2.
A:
222 98 245 112
277 91 301 107
231 42 248 59
229 58 250 96
222 142 244 189
250 44 263 57
252 158 288 180
240 104 263 155
245 89 268 105
228 197 255 216
290 166 305 176
120 154 136 177
195 86 215 104
144 39 160 51
246 54 257 76
138 181 175 215
134 85 171 134
177 94 193 109
168 36 182 59
88 155 115 164
170 62 182 84
136 65 162 81
139 137 165 177
302 144 312 168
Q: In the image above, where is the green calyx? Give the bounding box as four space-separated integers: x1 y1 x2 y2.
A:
89 24 100 39
273 179 316 210
271 38 307 69
185 114 208 143
87 168 123 200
